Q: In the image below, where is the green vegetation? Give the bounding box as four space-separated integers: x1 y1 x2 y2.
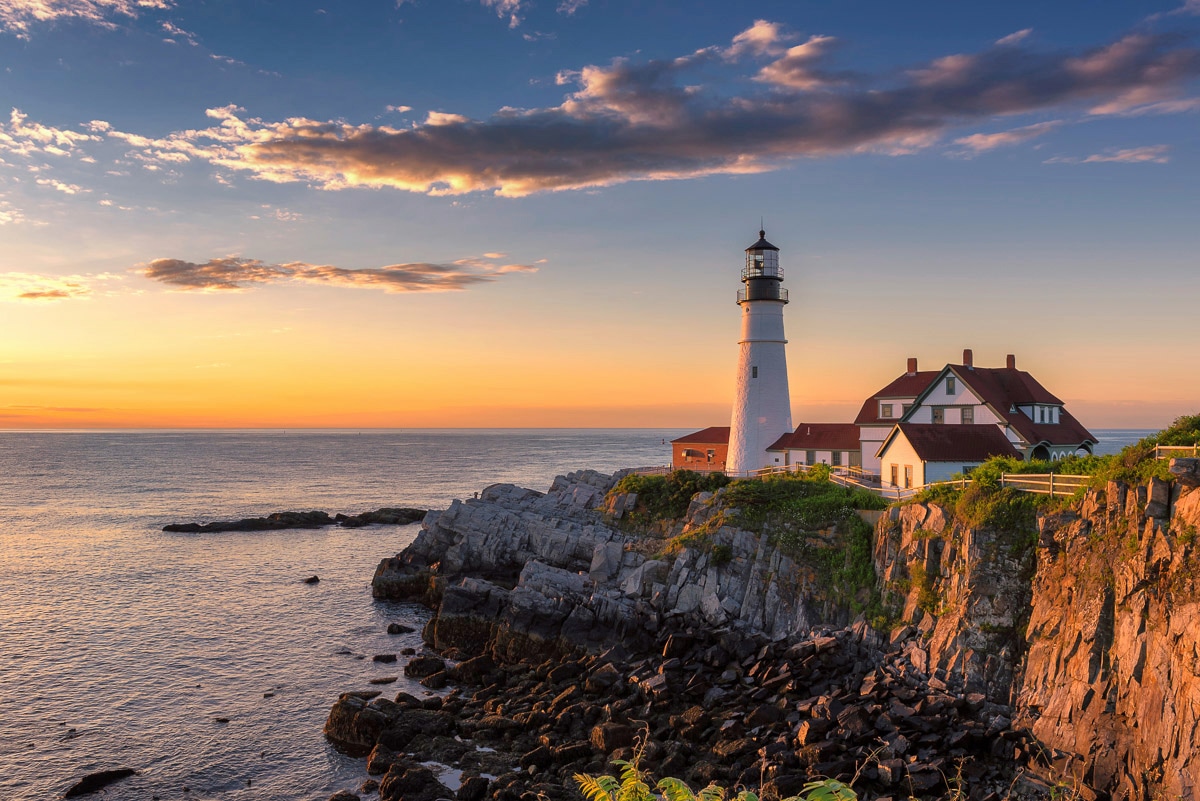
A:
911 414 1200 533
605 471 892 624
575 757 857 801
610 471 731 530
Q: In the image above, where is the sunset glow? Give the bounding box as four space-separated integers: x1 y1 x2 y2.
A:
2 1 1198 428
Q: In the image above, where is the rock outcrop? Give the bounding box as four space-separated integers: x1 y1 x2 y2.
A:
163 507 426 533
1014 466 1200 801
372 470 842 660
346 459 1200 801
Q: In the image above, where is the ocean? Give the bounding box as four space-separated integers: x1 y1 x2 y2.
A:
0 428 1151 800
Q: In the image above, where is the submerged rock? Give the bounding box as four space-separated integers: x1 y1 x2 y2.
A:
63 768 138 797
164 506 427 533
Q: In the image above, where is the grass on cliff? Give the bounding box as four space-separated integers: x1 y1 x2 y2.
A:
608 471 891 622
913 414 1200 524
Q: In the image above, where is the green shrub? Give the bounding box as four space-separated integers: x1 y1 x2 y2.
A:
575 758 857 801
609 471 731 530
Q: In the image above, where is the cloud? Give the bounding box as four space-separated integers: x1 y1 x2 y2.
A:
0 108 99 159
113 24 1196 198
556 0 585 15
386 104 413 114
0 0 170 37
160 19 196 45
137 254 539 293
0 198 24 224
952 120 1061 153
0 271 116 301
13 22 1200 199
36 177 88 193
1083 145 1171 163
996 29 1033 47
480 0 525 28
1046 144 1171 164
753 34 844 89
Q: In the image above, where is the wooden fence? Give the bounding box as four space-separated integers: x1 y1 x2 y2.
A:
1155 445 1200 460
633 463 1092 502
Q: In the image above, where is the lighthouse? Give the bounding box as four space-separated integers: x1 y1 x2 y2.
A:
727 229 793 475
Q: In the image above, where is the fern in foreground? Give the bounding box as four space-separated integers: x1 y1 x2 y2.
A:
573 758 857 801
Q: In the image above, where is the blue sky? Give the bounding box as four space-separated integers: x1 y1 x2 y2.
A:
0 0 1197 428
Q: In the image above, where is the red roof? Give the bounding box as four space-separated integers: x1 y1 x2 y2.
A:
854 371 941 425
886 423 1020 462
672 426 730 445
943 366 1096 447
767 423 861 452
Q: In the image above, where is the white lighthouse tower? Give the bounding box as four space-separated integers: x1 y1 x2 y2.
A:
727 229 793 475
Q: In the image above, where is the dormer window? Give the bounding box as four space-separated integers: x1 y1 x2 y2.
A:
880 403 894 419
946 377 956 395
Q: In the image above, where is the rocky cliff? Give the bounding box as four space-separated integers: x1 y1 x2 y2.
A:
373 469 847 659
355 460 1200 801
875 459 1200 801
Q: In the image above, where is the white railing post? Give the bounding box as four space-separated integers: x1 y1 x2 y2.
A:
1049 473 1055 497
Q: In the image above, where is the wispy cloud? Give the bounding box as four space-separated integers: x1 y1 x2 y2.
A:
0 271 118 301
160 19 196 45
480 0 525 28
0 0 171 38
137 254 540 293
952 120 1061 154
0 108 99 159
996 29 1033 47
556 0 585 15
1046 144 1171 164
80 23 1196 198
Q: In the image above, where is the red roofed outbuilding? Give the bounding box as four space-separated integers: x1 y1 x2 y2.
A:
670 426 729 472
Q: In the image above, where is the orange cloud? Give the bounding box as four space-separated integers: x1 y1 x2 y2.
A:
138 254 540 293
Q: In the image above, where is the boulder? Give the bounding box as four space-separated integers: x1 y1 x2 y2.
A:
63 769 138 798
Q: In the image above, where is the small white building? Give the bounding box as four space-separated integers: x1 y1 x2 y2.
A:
877 423 1019 489
766 423 862 469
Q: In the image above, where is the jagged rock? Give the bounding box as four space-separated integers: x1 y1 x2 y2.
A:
404 656 446 677
387 623 415 635
328 791 359 801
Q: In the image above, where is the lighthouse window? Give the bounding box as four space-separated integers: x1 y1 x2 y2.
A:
752 366 758 379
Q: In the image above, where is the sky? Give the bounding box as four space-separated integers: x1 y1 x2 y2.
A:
0 0 1198 429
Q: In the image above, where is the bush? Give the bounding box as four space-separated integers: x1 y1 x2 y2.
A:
609 471 731 530
575 758 857 801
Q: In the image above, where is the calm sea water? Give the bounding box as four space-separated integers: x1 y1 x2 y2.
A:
0 429 686 801
0 428 1149 801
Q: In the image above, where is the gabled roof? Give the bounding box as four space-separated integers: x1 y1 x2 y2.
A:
672 426 730 445
880 423 1020 462
767 423 861 452
854 371 941 425
910 364 1097 447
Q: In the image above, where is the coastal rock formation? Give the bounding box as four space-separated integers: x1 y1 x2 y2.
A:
873 499 1036 697
373 470 838 658
1014 466 1200 800
163 507 426 533
346 460 1200 801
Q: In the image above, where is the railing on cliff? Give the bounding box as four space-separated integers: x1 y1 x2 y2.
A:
1155 444 1200 460
634 461 1097 503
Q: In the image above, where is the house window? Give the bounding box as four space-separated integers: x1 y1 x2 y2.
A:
932 407 945 424
706 449 715 463
902 404 913 415
832 451 842 466
946 377 956 395
962 407 974 425
890 464 898 487
752 366 758 379
904 465 913 488
1039 407 1045 423
805 450 816 465
879 403 894 419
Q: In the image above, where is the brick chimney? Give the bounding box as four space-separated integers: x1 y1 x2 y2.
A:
906 357 917 376
963 348 973 369
1007 354 1016 370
